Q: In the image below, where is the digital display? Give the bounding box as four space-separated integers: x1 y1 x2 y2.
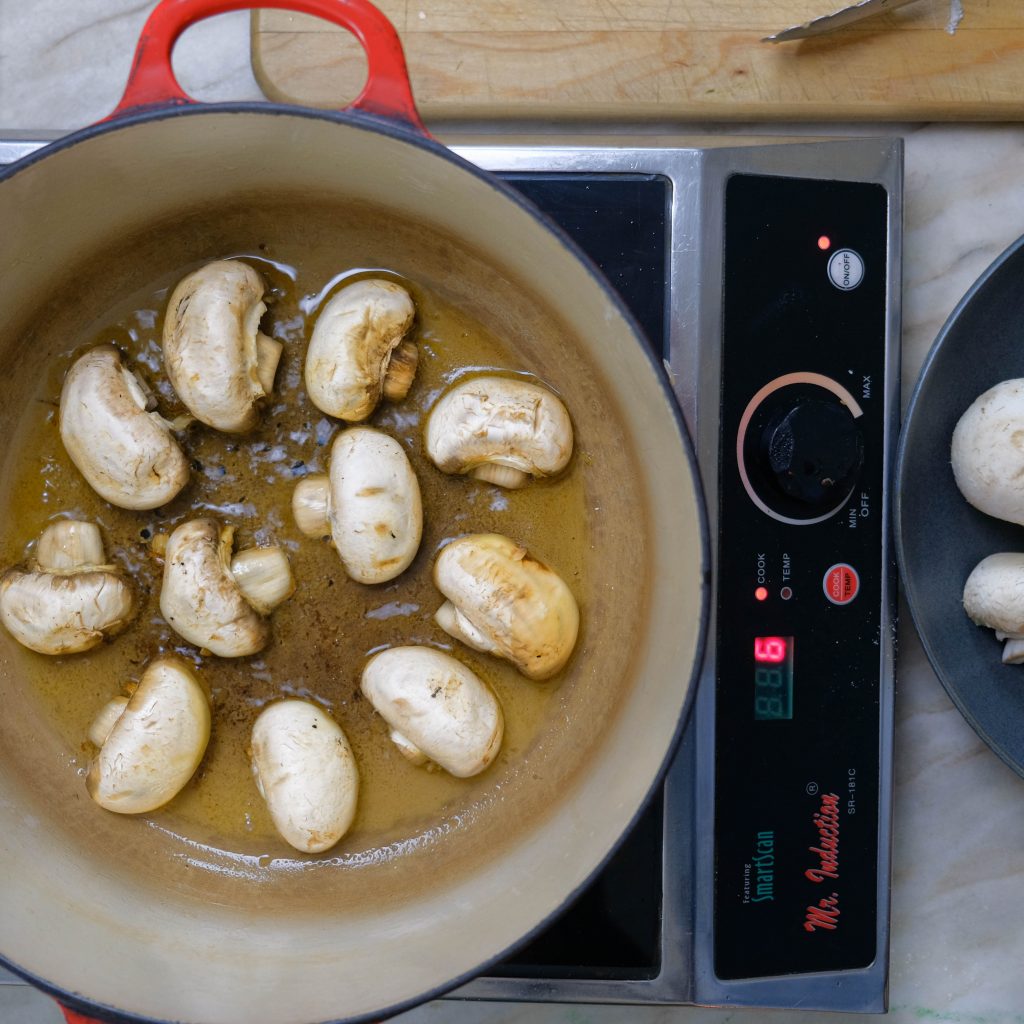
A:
754 636 794 720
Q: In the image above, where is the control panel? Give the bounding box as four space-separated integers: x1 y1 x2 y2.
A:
713 173 889 981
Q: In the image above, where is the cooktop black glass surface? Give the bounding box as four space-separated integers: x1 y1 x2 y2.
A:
484 172 670 981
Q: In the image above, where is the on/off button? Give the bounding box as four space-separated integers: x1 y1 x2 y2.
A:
827 248 864 291
823 563 859 605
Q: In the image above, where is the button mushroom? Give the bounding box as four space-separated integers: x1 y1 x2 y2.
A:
963 552 1024 664
433 534 579 681
952 378 1024 526
59 346 190 510
361 646 503 777
86 655 211 814
0 520 135 655
250 700 359 853
304 278 417 422
159 518 295 657
424 376 573 489
292 426 422 584
163 259 283 433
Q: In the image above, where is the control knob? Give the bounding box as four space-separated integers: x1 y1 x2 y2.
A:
761 399 863 510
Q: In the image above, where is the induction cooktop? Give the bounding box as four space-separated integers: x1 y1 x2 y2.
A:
0 132 901 1015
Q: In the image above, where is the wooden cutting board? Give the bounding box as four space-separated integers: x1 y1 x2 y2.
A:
251 1 1024 120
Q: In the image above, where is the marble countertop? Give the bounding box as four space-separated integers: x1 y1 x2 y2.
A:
3 3 1024 1024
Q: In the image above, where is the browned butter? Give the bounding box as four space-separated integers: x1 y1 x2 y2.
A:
0 251 587 863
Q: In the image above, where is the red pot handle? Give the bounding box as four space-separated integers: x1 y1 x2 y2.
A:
107 0 427 135
59 1006 103 1024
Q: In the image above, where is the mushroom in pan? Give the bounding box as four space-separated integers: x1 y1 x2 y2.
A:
163 259 283 433
59 345 190 510
250 700 359 853
304 277 417 422
292 426 422 584
424 376 573 489
87 655 211 814
159 518 295 657
433 533 579 680
963 552 1024 664
0 520 135 655
952 378 1024 526
361 646 503 777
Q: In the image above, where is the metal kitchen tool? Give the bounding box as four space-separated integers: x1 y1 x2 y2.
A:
766 0 926 42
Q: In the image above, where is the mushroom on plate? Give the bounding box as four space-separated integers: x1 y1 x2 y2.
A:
292 426 422 584
0 520 135 655
952 378 1024 526
163 259 283 433
304 278 417 422
424 376 573 489
87 655 211 814
159 518 294 657
59 346 189 510
963 552 1024 664
433 533 579 680
250 700 359 853
361 646 503 777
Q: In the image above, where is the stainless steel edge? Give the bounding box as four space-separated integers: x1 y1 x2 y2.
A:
0 138 53 163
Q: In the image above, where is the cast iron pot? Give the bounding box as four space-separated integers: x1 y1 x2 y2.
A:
0 2 708 1022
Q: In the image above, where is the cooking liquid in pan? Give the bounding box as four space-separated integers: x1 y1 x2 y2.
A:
0 251 588 866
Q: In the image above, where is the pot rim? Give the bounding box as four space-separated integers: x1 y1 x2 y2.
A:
0 101 711 1024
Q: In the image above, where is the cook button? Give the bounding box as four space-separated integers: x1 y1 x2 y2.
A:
823 563 859 605
827 248 864 291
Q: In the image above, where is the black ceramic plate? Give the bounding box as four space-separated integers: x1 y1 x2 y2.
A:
897 235 1024 777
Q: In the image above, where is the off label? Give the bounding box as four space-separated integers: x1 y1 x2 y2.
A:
823 563 859 605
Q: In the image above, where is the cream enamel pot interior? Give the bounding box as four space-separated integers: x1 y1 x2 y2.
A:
0 2 708 1022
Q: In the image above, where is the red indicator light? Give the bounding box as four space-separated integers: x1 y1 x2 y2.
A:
755 636 788 663
755 586 768 602
817 235 832 251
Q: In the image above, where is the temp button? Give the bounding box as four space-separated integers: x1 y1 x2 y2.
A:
823 563 860 605
827 248 864 291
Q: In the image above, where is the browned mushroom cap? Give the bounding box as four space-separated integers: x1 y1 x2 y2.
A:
0 520 135 655
159 519 294 657
424 376 573 489
86 656 211 814
361 646 503 777
304 278 416 422
433 534 579 680
59 346 189 510
250 700 359 853
163 259 283 433
292 427 422 584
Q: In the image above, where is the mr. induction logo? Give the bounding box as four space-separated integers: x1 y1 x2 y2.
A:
804 791 841 933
